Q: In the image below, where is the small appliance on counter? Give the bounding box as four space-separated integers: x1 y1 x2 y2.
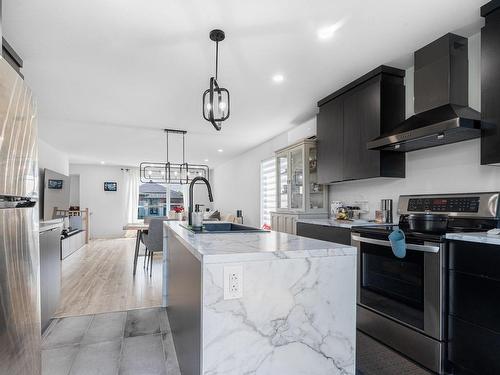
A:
352 192 500 374
375 199 393 223
335 205 361 221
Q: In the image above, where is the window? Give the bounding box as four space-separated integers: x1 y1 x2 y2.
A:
260 158 276 228
138 183 185 219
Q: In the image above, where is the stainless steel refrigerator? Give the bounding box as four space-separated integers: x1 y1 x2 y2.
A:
0 57 40 374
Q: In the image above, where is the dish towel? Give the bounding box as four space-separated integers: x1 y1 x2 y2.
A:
388 229 406 258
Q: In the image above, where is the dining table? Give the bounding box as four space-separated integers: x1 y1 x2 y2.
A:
123 222 149 275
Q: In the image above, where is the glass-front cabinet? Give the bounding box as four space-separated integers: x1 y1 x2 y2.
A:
275 138 327 214
277 154 289 210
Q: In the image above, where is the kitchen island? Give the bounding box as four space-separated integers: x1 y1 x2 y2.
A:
164 221 356 375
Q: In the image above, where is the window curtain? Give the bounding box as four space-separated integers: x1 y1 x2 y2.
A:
123 168 140 224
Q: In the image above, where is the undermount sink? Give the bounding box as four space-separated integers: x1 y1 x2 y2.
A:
180 222 269 234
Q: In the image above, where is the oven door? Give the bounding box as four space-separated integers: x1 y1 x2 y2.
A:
351 233 444 341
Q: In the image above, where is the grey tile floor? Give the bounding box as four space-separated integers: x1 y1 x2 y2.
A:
42 307 180 375
356 331 433 375
43 308 431 375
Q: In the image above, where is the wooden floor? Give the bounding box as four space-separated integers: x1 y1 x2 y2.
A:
54 237 162 317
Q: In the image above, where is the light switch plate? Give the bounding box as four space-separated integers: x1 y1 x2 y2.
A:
223 265 243 300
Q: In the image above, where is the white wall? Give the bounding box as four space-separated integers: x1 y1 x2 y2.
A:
69 164 125 239
69 174 80 206
213 119 316 227
39 139 69 175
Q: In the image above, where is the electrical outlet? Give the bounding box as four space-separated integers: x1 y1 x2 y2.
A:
223 265 243 300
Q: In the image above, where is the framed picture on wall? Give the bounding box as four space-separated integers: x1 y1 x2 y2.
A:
104 182 117 191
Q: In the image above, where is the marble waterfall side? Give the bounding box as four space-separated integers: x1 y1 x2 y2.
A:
201 254 356 375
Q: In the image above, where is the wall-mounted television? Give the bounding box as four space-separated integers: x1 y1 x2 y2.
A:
47 179 63 189
104 182 117 192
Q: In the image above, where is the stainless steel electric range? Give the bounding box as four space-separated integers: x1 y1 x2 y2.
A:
351 192 500 374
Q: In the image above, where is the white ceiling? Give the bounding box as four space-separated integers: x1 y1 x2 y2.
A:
3 0 487 167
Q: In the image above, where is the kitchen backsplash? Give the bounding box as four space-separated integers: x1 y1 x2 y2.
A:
328 139 500 221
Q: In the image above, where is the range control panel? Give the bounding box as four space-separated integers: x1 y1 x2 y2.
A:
407 197 480 213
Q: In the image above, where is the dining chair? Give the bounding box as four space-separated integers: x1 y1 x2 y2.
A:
141 217 167 277
141 216 169 267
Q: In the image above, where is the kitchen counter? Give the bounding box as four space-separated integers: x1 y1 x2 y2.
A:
40 218 64 232
164 221 356 375
165 221 356 263
446 232 500 246
296 218 389 229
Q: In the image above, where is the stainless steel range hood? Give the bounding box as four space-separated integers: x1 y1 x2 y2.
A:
368 33 487 152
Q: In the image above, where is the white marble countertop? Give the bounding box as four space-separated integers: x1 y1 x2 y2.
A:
39 218 64 232
446 232 500 246
165 221 356 263
296 218 390 229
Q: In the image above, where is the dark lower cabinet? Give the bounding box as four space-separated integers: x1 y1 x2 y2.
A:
448 316 500 375
296 222 351 246
447 240 500 374
481 2 500 165
317 66 406 183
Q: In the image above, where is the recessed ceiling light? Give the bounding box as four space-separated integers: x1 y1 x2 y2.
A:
317 21 344 40
272 74 284 83
204 159 209 162
217 149 224 153
100 161 105 165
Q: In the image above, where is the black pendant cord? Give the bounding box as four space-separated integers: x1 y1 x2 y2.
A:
215 41 219 81
182 132 186 165
166 131 169 163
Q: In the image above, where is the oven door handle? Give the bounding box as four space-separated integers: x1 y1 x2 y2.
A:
351 234 440 253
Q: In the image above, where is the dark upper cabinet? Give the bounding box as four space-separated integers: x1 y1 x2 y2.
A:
343 78 381 180
317 66 406 183
317 96 343 183
481 2 500 165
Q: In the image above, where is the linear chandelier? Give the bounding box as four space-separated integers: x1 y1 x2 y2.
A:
203 29 230 131
139 129 209 185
